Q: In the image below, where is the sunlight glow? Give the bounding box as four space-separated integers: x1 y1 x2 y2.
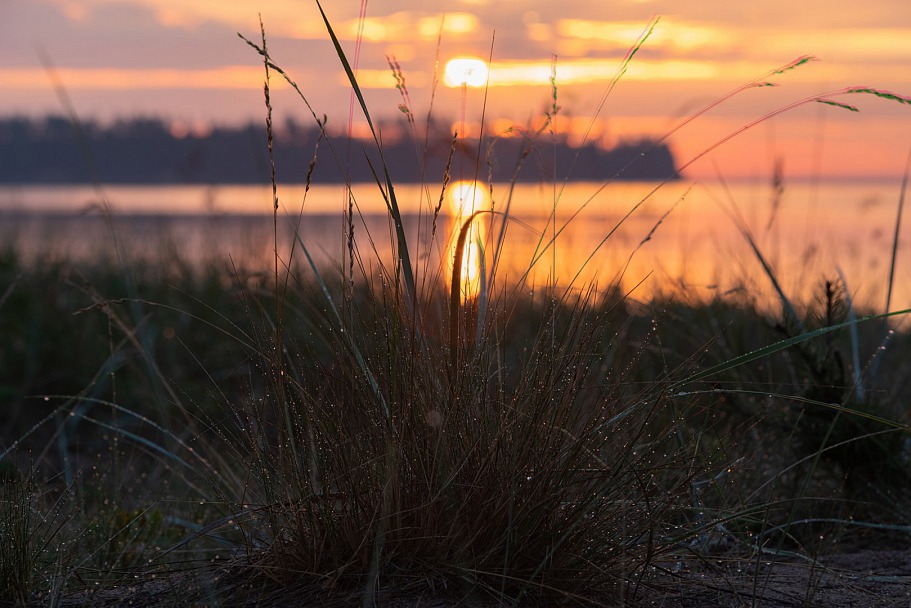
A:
345 57 874 90
448 181 490 298
448 181 488 217
484 59 719 86
444 58 490 88
459 240 484 297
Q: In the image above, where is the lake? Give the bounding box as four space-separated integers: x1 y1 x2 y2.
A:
1 179 908 313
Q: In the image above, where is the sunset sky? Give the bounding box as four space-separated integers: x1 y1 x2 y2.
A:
3 0 911 179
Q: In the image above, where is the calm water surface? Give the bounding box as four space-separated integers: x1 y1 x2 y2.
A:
2 180 908 312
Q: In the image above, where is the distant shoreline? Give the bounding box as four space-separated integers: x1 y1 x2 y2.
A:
0 116 679 185
1 175 905 186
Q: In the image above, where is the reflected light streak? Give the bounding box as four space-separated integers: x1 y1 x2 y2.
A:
448 181 490 298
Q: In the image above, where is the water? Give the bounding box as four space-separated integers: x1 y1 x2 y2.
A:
1 179 908 312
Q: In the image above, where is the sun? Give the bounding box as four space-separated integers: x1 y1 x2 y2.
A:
443 57 489 88
447 180 488 217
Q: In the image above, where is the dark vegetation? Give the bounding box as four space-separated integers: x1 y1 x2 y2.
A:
1 221 910 606
2 8 911 607
0 116 677 185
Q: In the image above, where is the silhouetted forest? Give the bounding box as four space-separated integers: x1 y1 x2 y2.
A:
0 116 678 184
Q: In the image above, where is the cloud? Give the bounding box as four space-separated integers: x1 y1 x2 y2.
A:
746 29 911 63
2 0 910 133
1 0 255 69
0 66 279 90
556 18 734 57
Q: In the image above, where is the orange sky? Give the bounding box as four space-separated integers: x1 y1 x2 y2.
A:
3 0 911 179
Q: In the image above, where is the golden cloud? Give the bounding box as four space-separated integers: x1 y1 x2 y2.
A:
1 66 281 90
557 18 734 53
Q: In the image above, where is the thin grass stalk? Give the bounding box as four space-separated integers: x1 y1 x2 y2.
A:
672 307 911 390
344 0 368 318
835 268 865 401
884 142 911 318
549 55 558 353
509 17 660 298
225 13 911 604
0 478 33 604
386 55 436 297
521 83 911 302
450 210 494 372
759 407 842 596
315 0 416 306
40 51 185 424
869 144 911 385
288 229 394 606
473 238 488 349
290 233 388 419
257 18 303 487
237 32 408 307
712 172 805 333
405 19 447 299
467 37 497 354
282 136 325 498
545 17 660 240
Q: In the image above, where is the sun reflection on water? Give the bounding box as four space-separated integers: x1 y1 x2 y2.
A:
448 180 490 299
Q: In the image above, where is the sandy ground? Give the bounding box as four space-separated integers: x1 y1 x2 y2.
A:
8 548 907 607
667 549 911 607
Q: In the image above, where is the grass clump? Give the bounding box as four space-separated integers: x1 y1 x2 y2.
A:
222 11 702 604
2 241 911 605
233 280 696 604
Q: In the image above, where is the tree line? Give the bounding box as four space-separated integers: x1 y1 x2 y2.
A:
0 116 678 184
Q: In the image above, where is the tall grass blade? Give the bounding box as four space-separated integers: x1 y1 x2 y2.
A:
835 268 865 401
712 171 805 333
291 232 388 419
315 0 416 304
511 60 839 295
680 389 907 429
673 307 911 389
885 144 911 317
866 144 911 387
844 87 911 105
450 210 492 370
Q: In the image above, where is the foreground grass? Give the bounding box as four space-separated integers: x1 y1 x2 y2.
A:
2 245 910 606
